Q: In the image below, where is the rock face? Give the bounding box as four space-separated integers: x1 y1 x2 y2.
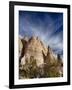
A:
25 36 48 66
20 36 48 66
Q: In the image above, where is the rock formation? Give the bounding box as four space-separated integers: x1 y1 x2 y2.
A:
19 36 48 66
19 36 63 78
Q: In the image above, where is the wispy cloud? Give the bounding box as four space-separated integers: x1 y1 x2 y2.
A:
19 11 63 56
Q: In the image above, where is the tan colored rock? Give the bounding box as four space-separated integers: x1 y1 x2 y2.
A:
19 36 63 78
45 46 57 65
24 36 47 66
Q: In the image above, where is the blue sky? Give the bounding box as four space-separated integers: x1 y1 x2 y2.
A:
19 11 63 57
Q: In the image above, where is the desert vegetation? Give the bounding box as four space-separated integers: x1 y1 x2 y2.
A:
19 56 63 79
